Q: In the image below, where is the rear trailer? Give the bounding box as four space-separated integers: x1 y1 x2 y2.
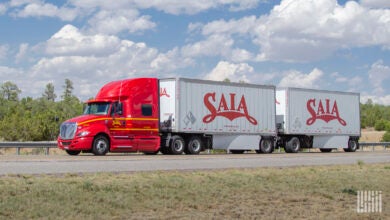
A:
159 78 277 154
276 88 360 153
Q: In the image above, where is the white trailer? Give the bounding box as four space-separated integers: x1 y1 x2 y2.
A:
276 88 360 153
159 78 276 154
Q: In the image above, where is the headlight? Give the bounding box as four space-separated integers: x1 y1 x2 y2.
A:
76 131 90 137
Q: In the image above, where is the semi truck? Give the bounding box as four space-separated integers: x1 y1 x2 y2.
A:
57 77 360 155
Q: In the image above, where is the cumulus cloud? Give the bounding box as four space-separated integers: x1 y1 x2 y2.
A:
205 61 253 82
188 0 390 63
368 60 390 95
15 43 29 63
87 9 156 34
45 25 120 56
360 0 390 8
12 2 78 21
278 68 323 88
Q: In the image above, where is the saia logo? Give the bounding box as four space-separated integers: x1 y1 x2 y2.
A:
202 92 258 125
160 88 170 97
306 98 346 126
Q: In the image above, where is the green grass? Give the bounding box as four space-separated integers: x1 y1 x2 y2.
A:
0 164 388 219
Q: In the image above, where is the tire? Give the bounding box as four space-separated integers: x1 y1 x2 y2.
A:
66 150 81 156
258 138 274 154
185 136 203 155
344 139 358 152
320 148 332 153
285 137 300 153
230 150 245 154
170 135 185 155
160 146 171 155
92 135 109 156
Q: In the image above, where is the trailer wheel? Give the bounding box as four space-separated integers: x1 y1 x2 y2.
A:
185 136 202 155
320 148 332 153
92 135 109 156
66 150 81 156
285 137 300 153
258 138 274 154
170 135 185 155
344 139 358 152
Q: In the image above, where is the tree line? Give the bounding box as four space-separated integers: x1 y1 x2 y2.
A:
1 80 390 141
0 80 83 141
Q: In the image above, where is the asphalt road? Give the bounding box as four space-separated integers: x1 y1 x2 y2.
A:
0 151 389 175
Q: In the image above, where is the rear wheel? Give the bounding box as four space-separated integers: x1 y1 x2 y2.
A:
344 139 358 152
257 138 274 154
170 135 185 155
285 137 300 153
185 136 202 155
92 135 109 156
320 148 332 153
66 150 81 156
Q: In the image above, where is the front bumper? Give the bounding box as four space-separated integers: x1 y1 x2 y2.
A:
57 136 94 151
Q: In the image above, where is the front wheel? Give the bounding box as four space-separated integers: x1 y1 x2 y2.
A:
92 135 109 156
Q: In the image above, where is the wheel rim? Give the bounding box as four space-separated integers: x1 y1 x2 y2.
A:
174 140 183 152
262 140 271 152
190 139 201 152
96 139 108 153
349 140 357 151
292 139 300 151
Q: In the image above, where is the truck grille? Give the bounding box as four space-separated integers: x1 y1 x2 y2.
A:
59 122 77 140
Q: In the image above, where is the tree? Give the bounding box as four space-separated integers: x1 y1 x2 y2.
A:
62 79 74 100
0 81 21 101
42 83 57 101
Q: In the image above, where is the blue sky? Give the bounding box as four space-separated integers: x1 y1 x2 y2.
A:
0 0 389 104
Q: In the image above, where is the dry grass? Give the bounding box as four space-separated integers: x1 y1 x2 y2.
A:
361 129 386 142
0 164 388 219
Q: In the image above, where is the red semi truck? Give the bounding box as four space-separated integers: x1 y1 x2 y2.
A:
57 78 360 155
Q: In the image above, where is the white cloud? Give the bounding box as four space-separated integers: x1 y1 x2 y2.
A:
361 95 390 105
368 60 390 95
15 43 29 63
45 25 121 56
87 9 156 34
278 68 323 88
189 0 390 63
182 35 234 58
150 47 194 72
205 61 253 82
13 2 78 21
0 45 9 60
0 3 7 15
360 0 390 8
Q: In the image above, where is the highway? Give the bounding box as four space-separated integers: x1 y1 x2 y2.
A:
0 151 389 175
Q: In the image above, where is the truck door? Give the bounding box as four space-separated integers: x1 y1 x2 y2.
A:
109 102 138 151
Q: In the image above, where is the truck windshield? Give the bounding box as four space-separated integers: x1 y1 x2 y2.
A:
84 102 111 115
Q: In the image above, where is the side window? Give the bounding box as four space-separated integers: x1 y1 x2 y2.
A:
112 102 123 116
142 104 153 116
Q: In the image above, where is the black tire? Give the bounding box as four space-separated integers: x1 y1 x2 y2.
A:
185 136 203 155
170 135 185 155
320 148 332 153
66 150 81 156
258 138 274 154
92 135 109 156
344 139 358 152
230 150 245 154
285 137 300 153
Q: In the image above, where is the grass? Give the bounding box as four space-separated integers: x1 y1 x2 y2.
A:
0 164 388 219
